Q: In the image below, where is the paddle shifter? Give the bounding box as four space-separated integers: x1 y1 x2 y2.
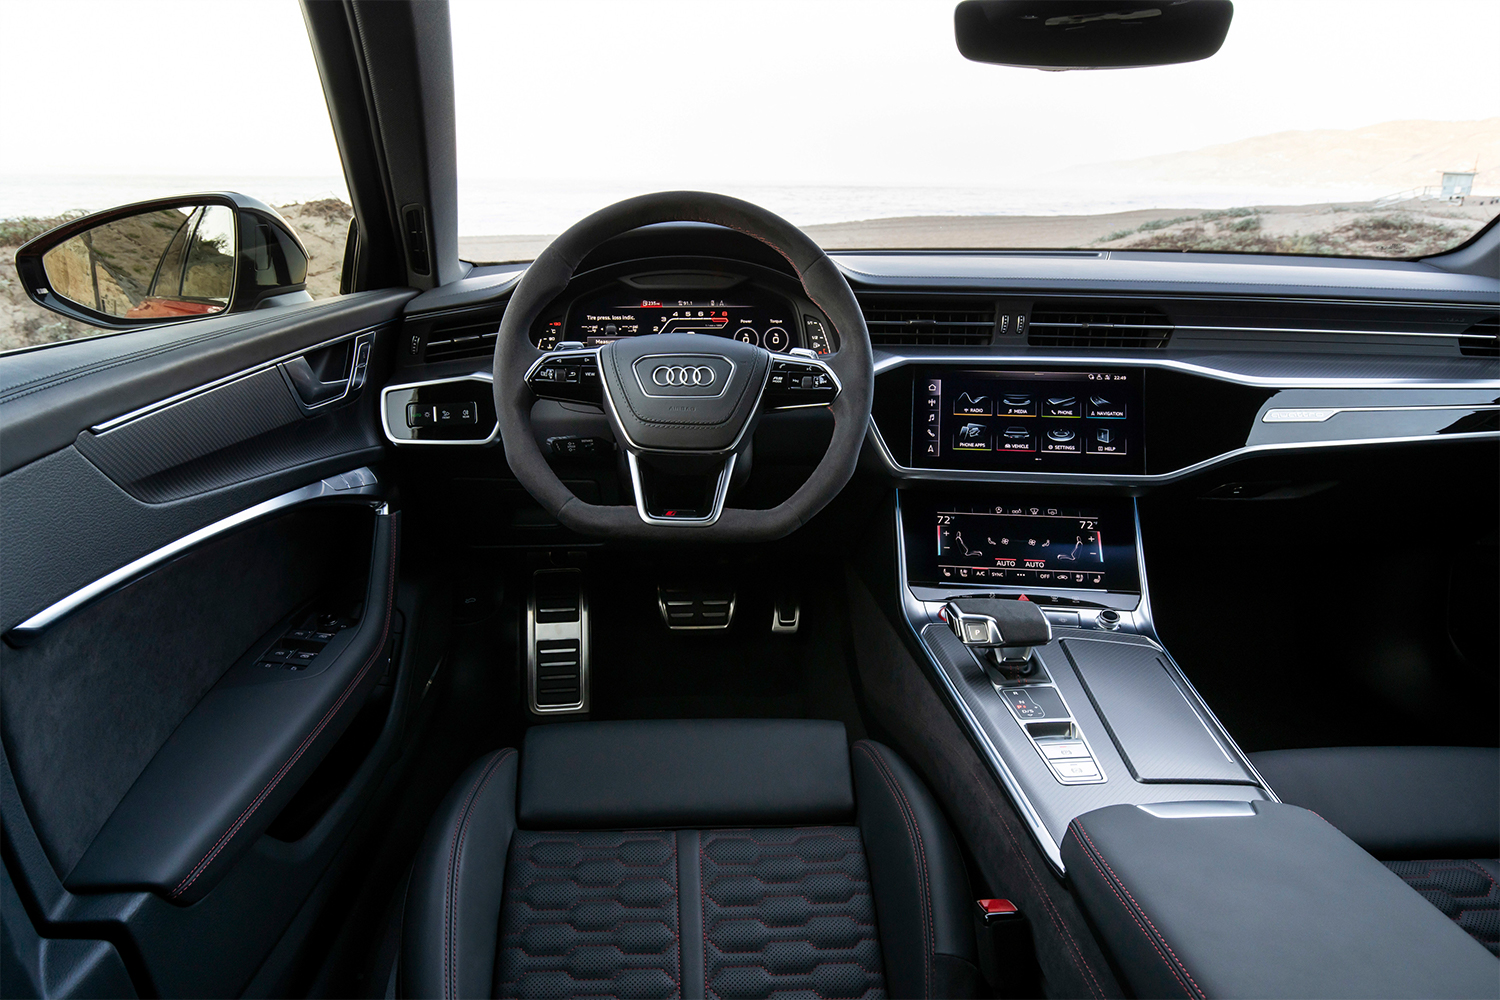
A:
944 598 1052 681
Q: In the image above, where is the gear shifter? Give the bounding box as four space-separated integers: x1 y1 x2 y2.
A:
944 598 1052 681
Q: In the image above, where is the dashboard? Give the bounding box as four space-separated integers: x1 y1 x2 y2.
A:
532 272 834 355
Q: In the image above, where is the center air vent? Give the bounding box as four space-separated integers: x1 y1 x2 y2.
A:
424 319 499 363
860 298 995 347
1028 305 1172 349
1459 316 1499 357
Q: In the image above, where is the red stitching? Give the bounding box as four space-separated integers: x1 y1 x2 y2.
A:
854 743 932 998
1070 823 1194 999
445 749 515 999
169 514 399 899
1076 823 1205 1000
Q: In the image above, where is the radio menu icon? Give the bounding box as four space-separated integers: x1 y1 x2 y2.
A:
954 392 992 416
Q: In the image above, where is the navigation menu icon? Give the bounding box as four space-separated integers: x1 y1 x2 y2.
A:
1087 395 1127 419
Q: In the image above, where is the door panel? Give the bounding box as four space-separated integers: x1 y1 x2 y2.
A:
0 290 420 996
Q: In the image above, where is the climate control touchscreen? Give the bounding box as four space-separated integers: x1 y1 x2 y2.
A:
912 368 1143 473
903 494 1140 593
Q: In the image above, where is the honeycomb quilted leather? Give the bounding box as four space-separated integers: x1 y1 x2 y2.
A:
699 827 886 1000
1385 859 1500 956
497 830 682 999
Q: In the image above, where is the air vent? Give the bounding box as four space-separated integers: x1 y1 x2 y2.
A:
860 298 995 346
1459 316 1499 357
424 319 499 363
1027 305 1173 349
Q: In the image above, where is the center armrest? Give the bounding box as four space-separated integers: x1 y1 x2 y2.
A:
1062 801 1498 999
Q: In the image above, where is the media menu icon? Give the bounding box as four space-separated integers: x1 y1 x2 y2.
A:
999 393 1035 417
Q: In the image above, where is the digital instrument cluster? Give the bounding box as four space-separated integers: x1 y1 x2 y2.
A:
911 367 1144 474
535 284 831 354
903 494 1140 593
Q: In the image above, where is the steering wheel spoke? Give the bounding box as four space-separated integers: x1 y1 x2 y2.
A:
626 451 737 525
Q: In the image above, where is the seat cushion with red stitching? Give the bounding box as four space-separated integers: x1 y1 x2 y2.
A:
399 721 980 999
1061 801 1499 1000
1385 859 1500 956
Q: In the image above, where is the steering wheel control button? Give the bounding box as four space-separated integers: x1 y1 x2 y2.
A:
526 351 603 405
765 357 839 407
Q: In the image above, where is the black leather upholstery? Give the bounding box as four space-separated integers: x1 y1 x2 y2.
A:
403 749 519 1000
518 719 854 829
1384 859 1500 956
401 720 978 999
852 741 981 1000
1250 746 1500 859
1062 801 1499 1000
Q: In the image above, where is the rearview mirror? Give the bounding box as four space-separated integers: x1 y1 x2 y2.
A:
955 0 1233 70
14 193 311 330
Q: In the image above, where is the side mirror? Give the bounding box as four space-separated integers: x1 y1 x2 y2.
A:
14 193 311 331
955 0 1233 71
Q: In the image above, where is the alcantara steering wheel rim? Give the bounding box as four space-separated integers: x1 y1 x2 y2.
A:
493 191 873 542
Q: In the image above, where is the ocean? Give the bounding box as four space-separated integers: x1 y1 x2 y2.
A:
0 173 1390 236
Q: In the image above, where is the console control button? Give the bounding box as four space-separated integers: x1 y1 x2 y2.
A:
1040 741 1091 760
1051 758 1100 779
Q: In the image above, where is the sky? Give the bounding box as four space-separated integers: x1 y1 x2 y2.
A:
1 0 1497 228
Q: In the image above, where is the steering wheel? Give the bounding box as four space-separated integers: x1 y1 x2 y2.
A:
494 192 873 542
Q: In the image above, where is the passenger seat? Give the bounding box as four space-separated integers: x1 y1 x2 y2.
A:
400 719 983 999
1251 746 1500 955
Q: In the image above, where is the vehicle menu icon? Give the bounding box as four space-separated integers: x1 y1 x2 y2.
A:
997 425 1033 452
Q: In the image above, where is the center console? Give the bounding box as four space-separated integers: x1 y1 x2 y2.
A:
895 488 1272 871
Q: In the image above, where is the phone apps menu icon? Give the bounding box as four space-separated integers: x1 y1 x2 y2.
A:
953 421 990 450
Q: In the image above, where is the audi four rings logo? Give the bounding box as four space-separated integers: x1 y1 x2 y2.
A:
652 365 716 387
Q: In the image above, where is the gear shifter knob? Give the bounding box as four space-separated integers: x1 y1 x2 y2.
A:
944 598 1052 677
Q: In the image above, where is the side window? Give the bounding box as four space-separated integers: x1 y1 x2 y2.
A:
1 3 349 353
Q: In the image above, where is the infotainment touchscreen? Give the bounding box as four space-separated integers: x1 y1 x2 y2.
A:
911 368 1144 474
902 494 1140 593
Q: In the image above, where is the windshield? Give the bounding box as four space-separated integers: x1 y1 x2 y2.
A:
451 0 1499 262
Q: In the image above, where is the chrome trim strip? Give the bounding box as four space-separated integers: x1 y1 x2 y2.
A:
1170 324 1490 341
1138 801 1256 819
871 351 1500 389
626 451 737 526
1263 403 1498 423
379 372 500 447
4 467 381 645
91 325 388 433
867 418 1498 487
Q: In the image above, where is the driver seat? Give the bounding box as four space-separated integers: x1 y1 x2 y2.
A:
400 719 982 999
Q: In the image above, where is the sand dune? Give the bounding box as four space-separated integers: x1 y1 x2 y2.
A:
1059 118 1500 196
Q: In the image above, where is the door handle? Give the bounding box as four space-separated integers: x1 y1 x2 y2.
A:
281 331 374 411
